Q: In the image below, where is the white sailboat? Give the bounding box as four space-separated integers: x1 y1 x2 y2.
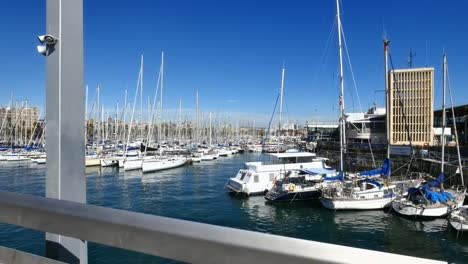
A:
320 0 401 210
122 55 144 171
449 205 468 232
392 54 465 218
142 156 187 173
140 51 188 173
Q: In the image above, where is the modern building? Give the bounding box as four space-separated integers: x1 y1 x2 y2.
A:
306 122 338 142
434 104 468 144
389 67 434 146
346 105 386 144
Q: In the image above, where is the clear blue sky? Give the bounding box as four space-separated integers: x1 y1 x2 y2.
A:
1 0 467 125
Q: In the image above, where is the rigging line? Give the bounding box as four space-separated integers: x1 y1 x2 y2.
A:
340 23 363 113
388 53 415 172
311 18 337 86
262 94 280 147
446 63 465 187
144 65 162 154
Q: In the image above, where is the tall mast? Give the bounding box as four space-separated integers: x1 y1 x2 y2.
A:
209 112 212 147
97 85 100 151
446 57 465 186
122 88 128 144
279 64 285 138
178 98 182 142
85 84 88 151
147 96 151 143
160 50 164 143
336 0 346 172
441 53 447 173
140 54 144 140
384 40 391 159
196 90 199 145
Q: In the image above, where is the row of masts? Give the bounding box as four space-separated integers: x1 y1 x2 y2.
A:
0 99 45 148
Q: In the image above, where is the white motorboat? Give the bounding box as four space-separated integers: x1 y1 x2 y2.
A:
449 205 468 232
225 152 330 196
142 156 187 173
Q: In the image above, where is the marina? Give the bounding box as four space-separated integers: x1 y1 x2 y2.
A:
0 153 467 263
1 0 468 263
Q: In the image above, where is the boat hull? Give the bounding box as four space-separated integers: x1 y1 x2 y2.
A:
123 159 142 171
142 158 187 173
392 199 463 218
33 158 46 164
265 190 321 202
201 154 217 161
101 158 120 167
4 155 29 162
85 158 101 167
320 197 393 210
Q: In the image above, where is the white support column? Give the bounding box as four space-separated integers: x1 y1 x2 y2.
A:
45 0 87 263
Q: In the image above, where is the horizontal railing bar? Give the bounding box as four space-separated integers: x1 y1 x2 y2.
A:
0 191 444 264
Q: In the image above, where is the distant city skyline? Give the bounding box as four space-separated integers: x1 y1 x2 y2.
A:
1 0 467 126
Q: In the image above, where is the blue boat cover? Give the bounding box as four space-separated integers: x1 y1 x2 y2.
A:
302 168 336 175
424 189 456 203
323 171 344 181
407 173 456 203
422 172 445 189
363 179 382 189
359 158 391 177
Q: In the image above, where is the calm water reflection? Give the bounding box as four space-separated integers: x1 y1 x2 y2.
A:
0 154 466 263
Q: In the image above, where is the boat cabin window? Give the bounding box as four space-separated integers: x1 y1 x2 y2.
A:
269 173 275 181
240 171 247 181
296 157 314 163
253 174 259 183
275 156 314 164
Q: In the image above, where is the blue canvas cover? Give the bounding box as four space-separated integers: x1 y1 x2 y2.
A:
359 158 391 177
424 189 456 203
324 171 344 181
363 179 383 189
422 173 445 189
408 173 456 203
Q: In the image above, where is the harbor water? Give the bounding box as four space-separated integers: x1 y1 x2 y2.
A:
0 153 467 263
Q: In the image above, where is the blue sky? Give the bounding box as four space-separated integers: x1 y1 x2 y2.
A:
1 0 468 125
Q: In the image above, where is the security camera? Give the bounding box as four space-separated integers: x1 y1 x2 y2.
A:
36 34 57 56
37 35 57 45
36 45 48 56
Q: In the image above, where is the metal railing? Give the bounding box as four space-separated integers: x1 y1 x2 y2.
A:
0 191 444 264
